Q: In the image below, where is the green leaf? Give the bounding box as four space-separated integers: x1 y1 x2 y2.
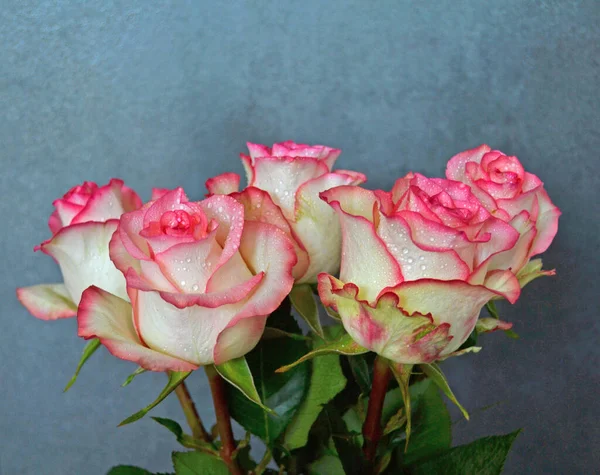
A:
289 284 324 337
421 363 468 420
262 327 311 341
215 357 274 414
118 371 191 426
322 405 366 475
409 430 521 475
107 467 153 475
309 454 346 475
122 367 148 387
284 329 348 450
401 379 452 466
389 363 413 450
228 302 310 445
151 417 216 453
347 354 372 394
107 466 173 475
171 451 229 475
276 332 368 373
63 339 101 392
153 416 185 438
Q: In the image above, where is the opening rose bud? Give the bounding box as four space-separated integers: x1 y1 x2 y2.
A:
77 188 296 370
17 179 142 320
205 141 367 284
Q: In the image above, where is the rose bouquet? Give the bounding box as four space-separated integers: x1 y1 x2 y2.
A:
18 141 559 474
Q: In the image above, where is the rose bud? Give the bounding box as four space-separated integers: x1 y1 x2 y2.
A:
17 179 142 320
77 188 296 370
205 141 366 283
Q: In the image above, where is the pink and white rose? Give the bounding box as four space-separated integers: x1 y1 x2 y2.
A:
17 179 142 320
317 177 524 365
77 188 296 370
205 141 366 283
446 145 561 281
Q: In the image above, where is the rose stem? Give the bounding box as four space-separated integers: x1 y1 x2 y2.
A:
362 355 392 465
173 379 212 443
205 365 242 475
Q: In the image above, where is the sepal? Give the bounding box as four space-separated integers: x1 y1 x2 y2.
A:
516 258 556 288
118 371 192 426
276 332 368 373
64 338 101 392
420 363 469 420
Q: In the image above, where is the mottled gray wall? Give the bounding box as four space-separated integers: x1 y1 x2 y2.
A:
1 1 598 474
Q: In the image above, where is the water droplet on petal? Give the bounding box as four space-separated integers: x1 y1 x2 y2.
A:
402 248 409 254
407 258 414 264
420 264 426 271
192 284 199 291
180 280 186 287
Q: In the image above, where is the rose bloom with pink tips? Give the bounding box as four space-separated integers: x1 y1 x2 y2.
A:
17 179 142 321
205 141 367 284
77 188 297 370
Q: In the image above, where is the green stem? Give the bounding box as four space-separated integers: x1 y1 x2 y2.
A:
205 365 242 475
173 379 212 443
362 355 392 467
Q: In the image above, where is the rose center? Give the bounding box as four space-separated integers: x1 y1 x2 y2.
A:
141 209 212 240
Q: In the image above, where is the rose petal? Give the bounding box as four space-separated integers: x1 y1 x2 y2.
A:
53 199 84 228
159 272 264 309
231 220 297 321
481 210 537 275
246 142 272 159
383 278 497 356
318 274 453 364
231 187 309 280
446 144 492 182
109 230 142 275
240 153 256 186
213 220 297 363
205 173 241 196
16 283 77 320
78 286 197 371
377 212 470 281
199 195 246 278
528 189 561 256
475 269 521 303
252 156 329 219
154 230 223 293
212 314 268 365
292 172 367 283
119 207 153 260
41 221 128 304
321 189 403 302
72 179 142 224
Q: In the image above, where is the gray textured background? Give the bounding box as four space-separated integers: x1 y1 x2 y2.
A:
1 1 598 474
